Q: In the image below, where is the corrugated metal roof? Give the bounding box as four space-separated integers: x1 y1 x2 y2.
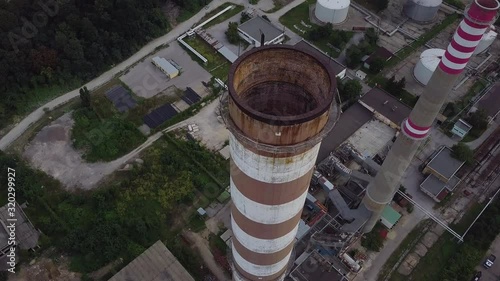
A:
218 46 238 63
108 241 195 281
152 57 179 76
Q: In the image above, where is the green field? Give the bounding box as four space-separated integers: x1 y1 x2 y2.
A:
279 0 345 57
183 35 231 81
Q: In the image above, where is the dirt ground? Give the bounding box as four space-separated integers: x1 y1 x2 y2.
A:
23 113 117 190
9 255 80 281
185 98 229 151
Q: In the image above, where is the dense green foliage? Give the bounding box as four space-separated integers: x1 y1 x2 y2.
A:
338 78 363 103
369 57 385 73
0 134 228 276
0 0 169 130
376 0 389 11
71 108 146 162
440 200 500 280
361 223 385 251
451 143 474 165
384 75 406 97
308 24 352 50
465 110 489 139
226 22 241 44
79 87 91 108
346 28 379 68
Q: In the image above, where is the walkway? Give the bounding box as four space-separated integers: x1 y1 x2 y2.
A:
183 230 231 281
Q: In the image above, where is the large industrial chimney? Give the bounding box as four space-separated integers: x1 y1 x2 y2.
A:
224 45 339 280
362 0 500 232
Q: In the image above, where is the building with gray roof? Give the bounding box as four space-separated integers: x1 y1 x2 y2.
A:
108 240 195 281
237 16 284 47
359 87 412 130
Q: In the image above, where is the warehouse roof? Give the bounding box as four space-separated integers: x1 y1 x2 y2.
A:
152 57 178 76
108 241 195 281
294 40 347 77
365 47 394 64
360 87 412 126
476 81 500 118
426 147 465 180
238 16 283 42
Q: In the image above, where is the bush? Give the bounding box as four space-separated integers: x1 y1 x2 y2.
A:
240 12 251 23
225 22 241 44
451 143 474 165
338 79 363 102
466 110 488 138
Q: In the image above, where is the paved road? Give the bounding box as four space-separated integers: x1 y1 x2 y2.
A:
0 0 300 151
183 230 231 281
475 234 500 281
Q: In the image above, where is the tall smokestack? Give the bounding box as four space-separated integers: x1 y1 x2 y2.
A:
224 45 339 280
362 0 500 232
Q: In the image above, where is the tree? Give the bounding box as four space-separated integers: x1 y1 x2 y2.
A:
369 57 385 73
225 22 241 44
376 0 389 11
385 76 405 97
240 12 251 23
346 46 363 68
451 143 474 165
340 79 362 102
79 86 91 108
466 110 488 137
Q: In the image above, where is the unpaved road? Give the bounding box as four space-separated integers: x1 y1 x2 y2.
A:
183 230 231 281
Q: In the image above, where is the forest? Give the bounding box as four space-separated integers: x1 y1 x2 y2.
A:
0 0 209 131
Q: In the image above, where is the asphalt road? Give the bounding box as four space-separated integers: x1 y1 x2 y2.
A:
476 234 500 281
0 0 307 151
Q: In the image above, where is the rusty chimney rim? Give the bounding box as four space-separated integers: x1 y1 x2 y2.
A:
228 45 337 126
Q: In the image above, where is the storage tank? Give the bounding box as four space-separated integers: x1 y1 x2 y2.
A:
473 28 498 55
414 48 445 85
315 0 350 24
403 0 442 23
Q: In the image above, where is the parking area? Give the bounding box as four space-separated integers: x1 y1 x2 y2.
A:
120 43 211 99
476 235 500 281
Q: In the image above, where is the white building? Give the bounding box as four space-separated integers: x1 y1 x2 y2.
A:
152 57 179 79
237 16 285 47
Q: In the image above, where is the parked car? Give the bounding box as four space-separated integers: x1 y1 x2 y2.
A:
472 271 482 281
484 254 496 269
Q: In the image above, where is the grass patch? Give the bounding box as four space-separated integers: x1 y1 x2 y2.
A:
188 214 207 232
71 108 147 162
378 220 432 281
209 234 228 254
457 80 487 110
279 0 350 57
196 2 244 28
444 0 465 9
183 36 231 80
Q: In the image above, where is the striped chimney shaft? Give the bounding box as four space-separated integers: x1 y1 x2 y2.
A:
225 45 338 280
362 0 500 232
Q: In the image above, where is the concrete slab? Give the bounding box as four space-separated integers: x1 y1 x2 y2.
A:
422 231 439 248
397 261 413 276
120 43 211 99
405 253 420 268
414 243 428 257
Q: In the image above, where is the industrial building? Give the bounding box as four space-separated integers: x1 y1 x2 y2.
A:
314 0 350 25
420 146 464 202
472 81 500 122
361 0 499 232
237 16 285 47
414 48 445 85
362 47 393 70
359 87 412 130
451 119 472 139
152 57 179 79
294 39 347 79
403 0 442 23
108 241 195 281
0 202 40 270
223 45 339 281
